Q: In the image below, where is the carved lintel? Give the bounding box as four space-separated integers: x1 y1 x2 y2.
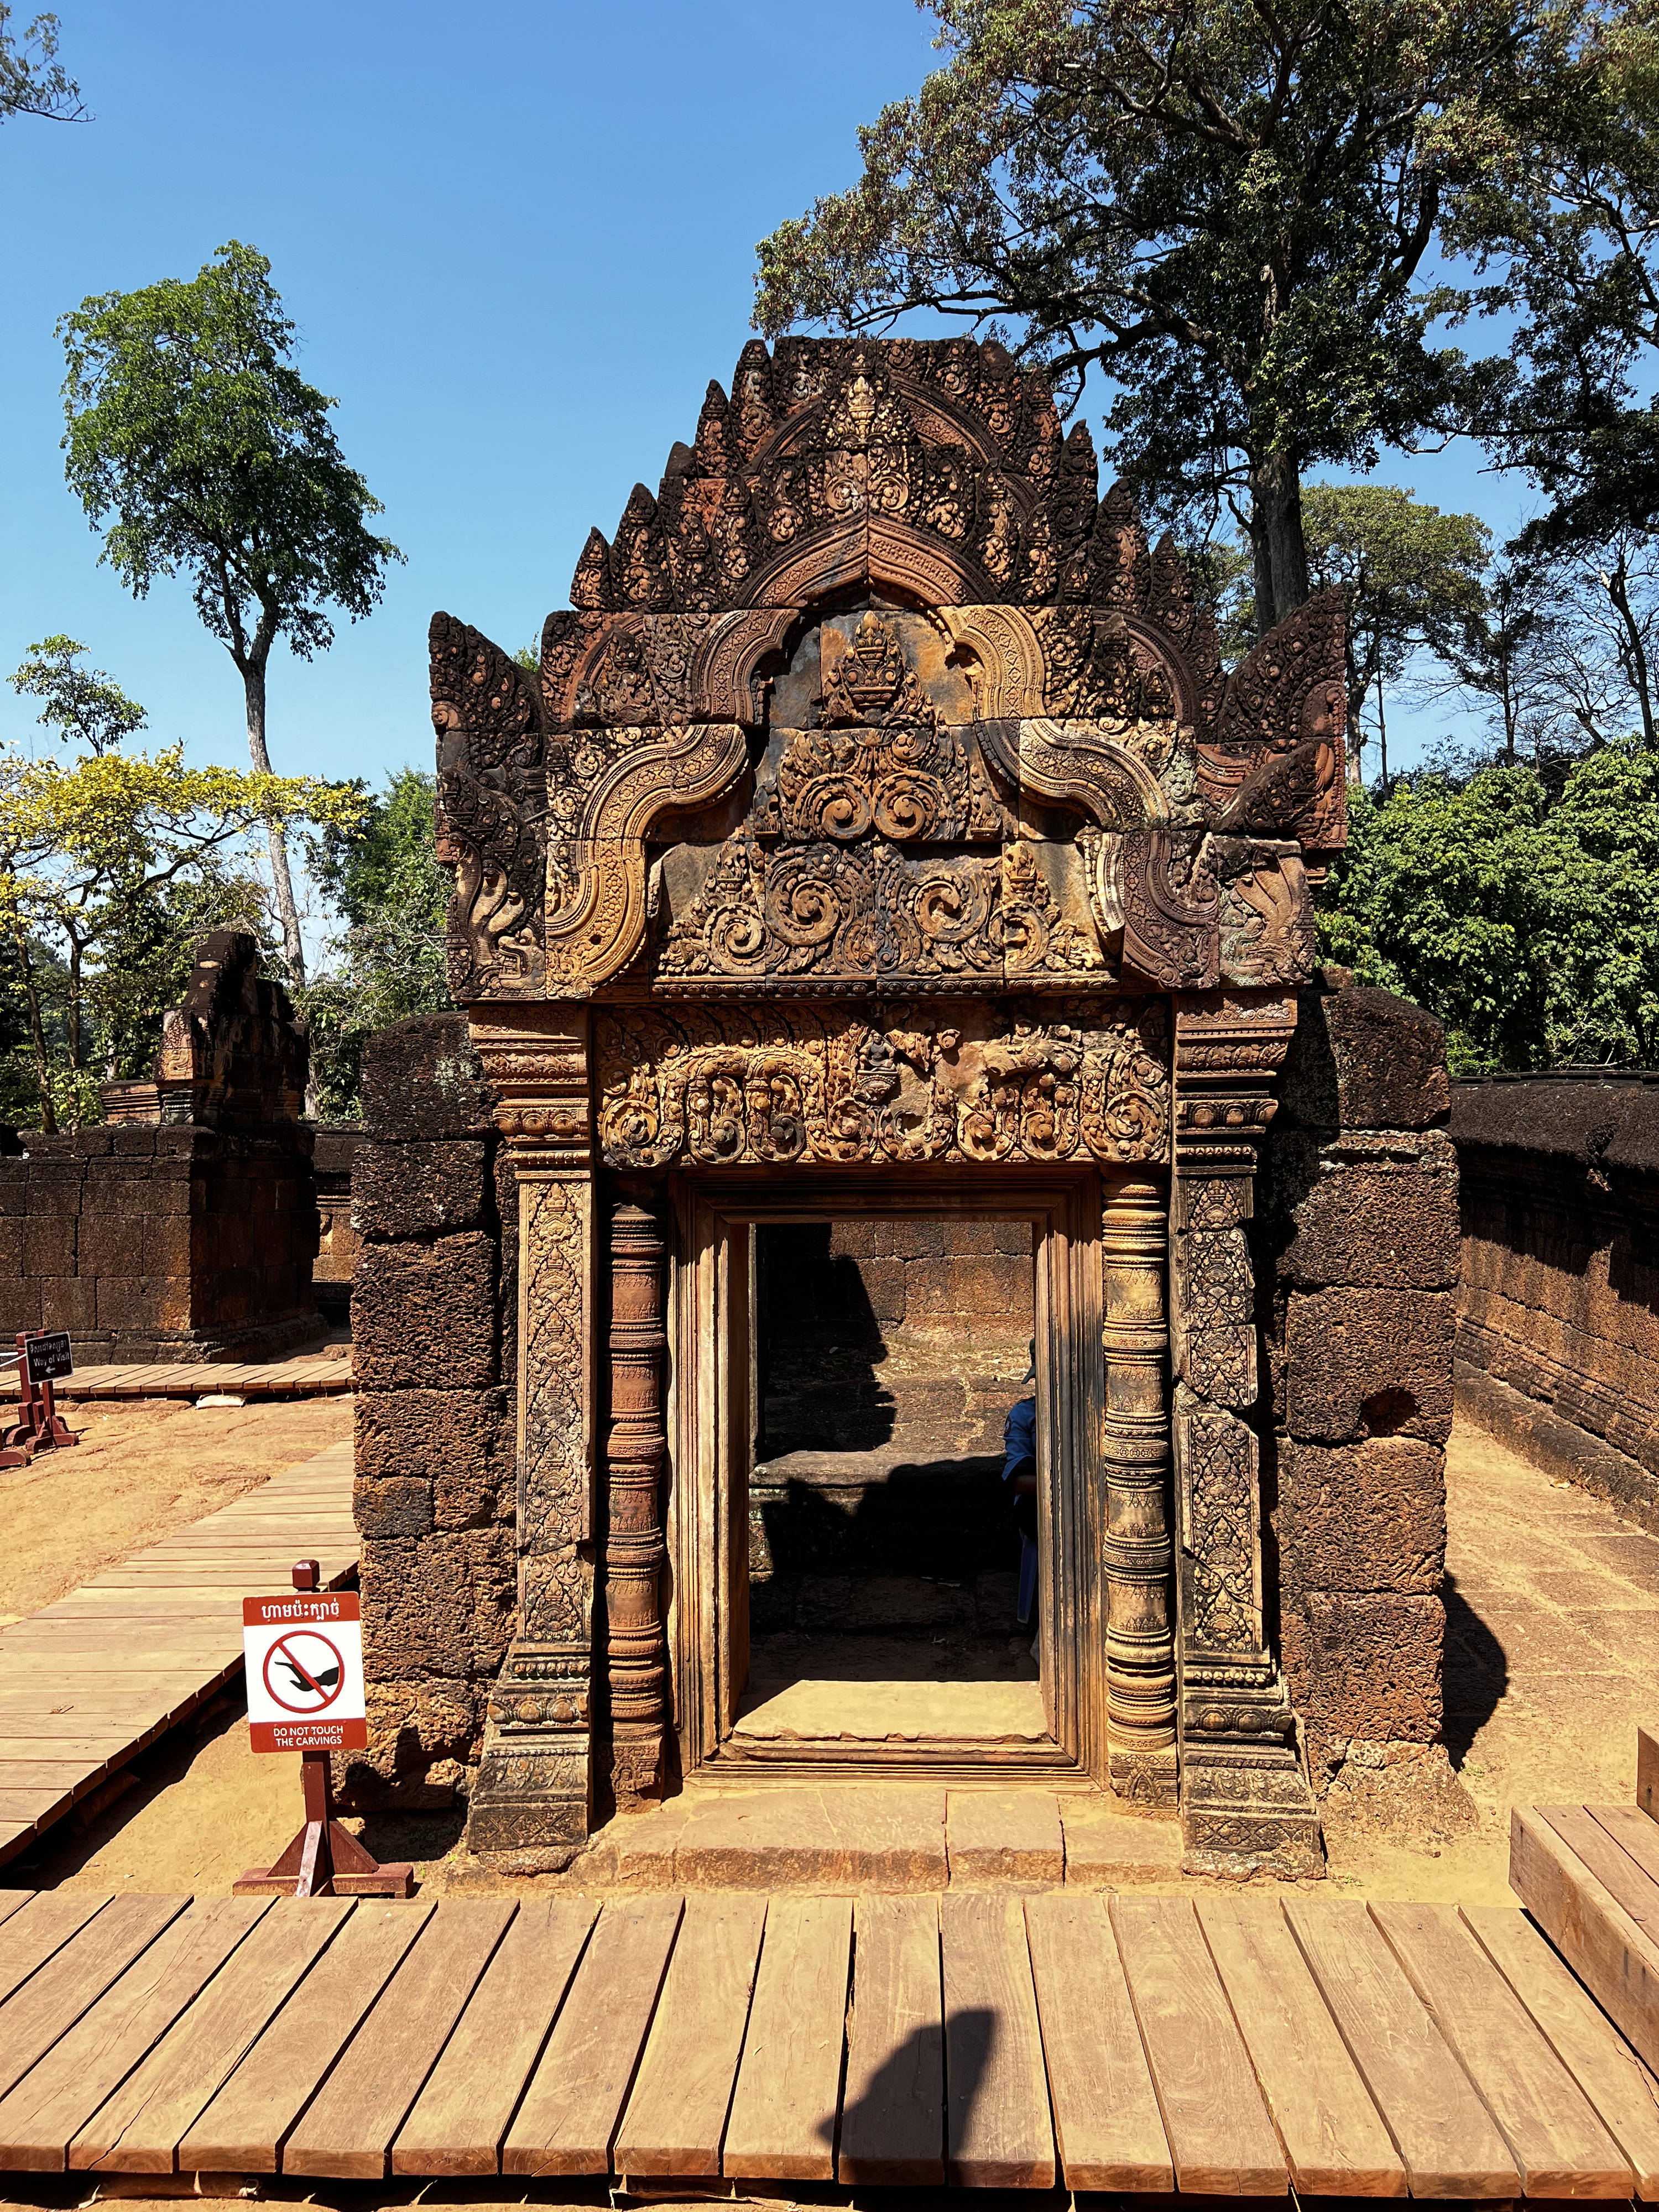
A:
471 1004 592 1168
1102 1172 1177 1804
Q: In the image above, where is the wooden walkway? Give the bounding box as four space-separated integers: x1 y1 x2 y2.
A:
0 1442 356 1869
1 1348 352 1402
0 1886 1651 2190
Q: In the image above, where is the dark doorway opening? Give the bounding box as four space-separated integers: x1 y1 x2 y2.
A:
735 1214 1042 1748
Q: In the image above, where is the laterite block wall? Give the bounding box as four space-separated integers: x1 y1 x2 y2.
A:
341 1014 517 1810
1256 978 1464 1824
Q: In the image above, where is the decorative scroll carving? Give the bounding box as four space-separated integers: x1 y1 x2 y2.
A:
541 607 796 731
603 1198 669 1812
1201 588 1348 862
431 613 547 1001
1101 1174 1177 1804
544 721 749 996
596 1001 1169 1171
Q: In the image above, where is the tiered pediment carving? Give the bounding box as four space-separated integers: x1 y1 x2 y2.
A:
432 337 1348 1004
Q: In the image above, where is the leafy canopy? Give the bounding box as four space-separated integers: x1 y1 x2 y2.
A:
0 7 82 124
1318 743 1659 1069
58 241 401 677
10 636 147 755
754 0 1567 618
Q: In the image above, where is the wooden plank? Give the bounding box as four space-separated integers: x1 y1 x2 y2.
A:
0 1892 111 2005
1373 1900 1631 2197
0 1889 34 1928
940 1892 1054 2189
837 1893 942 2187
70 1896 353 2172
180 1900 436 2172
1640 1728 1659 1823
1543 1804 1659 1947
1112 1895 1286 2197
1511 1806 1659 2076
1464 1904 1659 2198
0 1790 69 1825
723 1895 851 2182
1286 1897 1519 2197
1024 1892 1171 2193
281 1900 514 2179
614 1892 767 2178
1197 1896 1404 2198
1594 1803 1659 1891
0 1896 272 2171
502 1894 684 2178
0 1895 189 2102
392 1896 598 2178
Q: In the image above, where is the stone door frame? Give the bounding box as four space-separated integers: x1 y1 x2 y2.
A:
667 1166 1107 1781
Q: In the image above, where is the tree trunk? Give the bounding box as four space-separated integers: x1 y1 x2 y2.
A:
67 941 82 1073
15 929 53 1135
1604 556 1656 748
1377 684 1389 787
1250 450 1311 638
243 658 306 983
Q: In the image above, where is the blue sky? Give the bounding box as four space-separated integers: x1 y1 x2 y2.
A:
0 0 1530 819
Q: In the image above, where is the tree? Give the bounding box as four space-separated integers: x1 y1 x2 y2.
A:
299 768 453 1118
1422 558 1571 770
754 0 1568 632
1300 484 1488 780
0 744 361 1129
0 8 82 124
11 636 147 754
1317 742 1659 1068
1453 0 1659 555
58 241 402 980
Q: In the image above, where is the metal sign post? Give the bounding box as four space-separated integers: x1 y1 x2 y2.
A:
0 1330 79 1468
232 1558 413 1898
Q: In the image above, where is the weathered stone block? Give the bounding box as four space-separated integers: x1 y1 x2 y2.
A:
78 1214 144 1278
361 1013 494 1141
0 1214 21 1275
22 1214 74 1276
0 1171 25 1217
1292 1592 1444 1745
1277 1437 1446 1593
1281 983 1451 1132
907 1255 1030 1318
353 1233 498 1390
858 1259 907 1323
38 1275 96 1331
141 1215 195 1277
1284 1288 1455 1443
352 1389 515 1512
359 1526 515 1682
333 1676 480 1810
1272 1143 1459 1291
352 1138 488 1241
355 1476 436 1540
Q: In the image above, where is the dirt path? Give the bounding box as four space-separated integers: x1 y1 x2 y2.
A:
0 1395 352 1626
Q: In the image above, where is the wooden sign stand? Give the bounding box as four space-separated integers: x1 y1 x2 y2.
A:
233 1558 414 1899
0 1331 80 1468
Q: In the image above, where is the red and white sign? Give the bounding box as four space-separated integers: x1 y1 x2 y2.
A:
242 1591 367 1754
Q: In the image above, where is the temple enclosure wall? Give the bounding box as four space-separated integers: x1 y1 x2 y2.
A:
0 932 322 1364
1453 1074 1659 1531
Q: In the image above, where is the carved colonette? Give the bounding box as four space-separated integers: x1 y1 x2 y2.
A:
429 335 1347 1867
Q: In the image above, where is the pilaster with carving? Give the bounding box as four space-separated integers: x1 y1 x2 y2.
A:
602 1197 670 1812
1171 991 1322 1876
1102 1172 1178 1802
463 1005 597 1862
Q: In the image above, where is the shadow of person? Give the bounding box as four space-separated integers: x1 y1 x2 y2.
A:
1442 1569 1509 1766
815 2005 996 2184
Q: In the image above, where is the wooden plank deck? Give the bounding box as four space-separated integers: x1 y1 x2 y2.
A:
0 1441 356 1869
0 1887 1650 2192
0 1349 352 1403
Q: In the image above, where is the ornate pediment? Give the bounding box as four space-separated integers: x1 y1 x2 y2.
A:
432 336 1350 1004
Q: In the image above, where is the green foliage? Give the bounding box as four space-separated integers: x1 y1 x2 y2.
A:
754 0 1569 622
10 635 147 754
298 769 453 1119
0 8 82 124
58 242 401 668
1318 744 1659 1070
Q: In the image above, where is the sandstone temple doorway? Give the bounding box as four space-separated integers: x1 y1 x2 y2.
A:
667 1173 1105 1780
740 1211 1041 1754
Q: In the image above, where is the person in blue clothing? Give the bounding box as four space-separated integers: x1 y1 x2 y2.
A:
1001 1340 1039 1636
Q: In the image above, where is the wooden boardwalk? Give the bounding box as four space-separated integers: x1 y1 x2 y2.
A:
0 1885 1652 2190
1 1348 352 1402
0 1441 356 1869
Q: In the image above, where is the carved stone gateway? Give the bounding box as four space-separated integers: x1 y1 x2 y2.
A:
429 336 1350 1874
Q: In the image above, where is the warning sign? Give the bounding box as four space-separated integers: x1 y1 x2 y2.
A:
242 1590 367 1753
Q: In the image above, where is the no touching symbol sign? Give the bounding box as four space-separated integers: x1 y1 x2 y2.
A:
243 1590 367 1753
263 1630 345 1714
